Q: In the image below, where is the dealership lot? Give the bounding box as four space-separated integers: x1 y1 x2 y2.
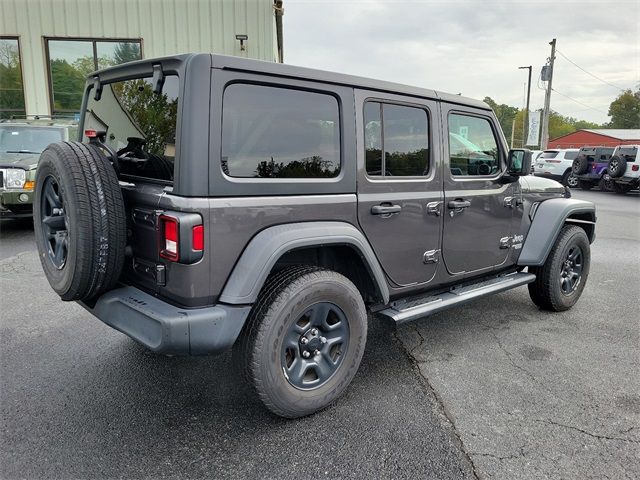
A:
1 190 638 479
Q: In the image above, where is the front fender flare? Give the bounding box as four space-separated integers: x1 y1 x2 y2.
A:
218 221 390 305
518 198 596 267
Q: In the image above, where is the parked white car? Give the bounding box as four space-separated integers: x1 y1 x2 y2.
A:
534 148 580 187
607 145 640 194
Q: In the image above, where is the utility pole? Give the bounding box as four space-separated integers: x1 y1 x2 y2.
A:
541 38 556 150
519 65 532 147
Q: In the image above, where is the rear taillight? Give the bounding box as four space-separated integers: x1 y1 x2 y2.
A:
160 215 179 261
633 165 639 171
192 225 204 251
158 213 204 263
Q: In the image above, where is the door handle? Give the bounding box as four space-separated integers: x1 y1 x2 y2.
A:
426 201 442 216
371 204 402 215
447 199 471 209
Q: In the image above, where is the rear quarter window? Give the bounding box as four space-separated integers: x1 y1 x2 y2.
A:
564 151 578 160
221 83 340 179
540 151 558 159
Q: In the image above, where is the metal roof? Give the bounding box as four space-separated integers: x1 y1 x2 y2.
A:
582 129 640 140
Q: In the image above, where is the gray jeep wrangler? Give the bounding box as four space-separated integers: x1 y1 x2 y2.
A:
34 54 596 418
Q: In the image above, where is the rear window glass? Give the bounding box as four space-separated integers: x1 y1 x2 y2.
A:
540 151 558 159
83 75 179 182
564 151 579 160
222 83 340 178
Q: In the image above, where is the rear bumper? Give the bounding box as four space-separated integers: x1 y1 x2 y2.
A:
81 286 251 355
613 176 640 186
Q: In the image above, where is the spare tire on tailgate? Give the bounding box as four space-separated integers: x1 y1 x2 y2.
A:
607 155 627 178
34 142 126 301
572 155 589 174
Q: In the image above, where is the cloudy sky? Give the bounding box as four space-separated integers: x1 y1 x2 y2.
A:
284 0 639 125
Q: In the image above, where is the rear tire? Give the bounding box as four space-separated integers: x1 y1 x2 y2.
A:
34 142 126 301
599 174 614 192
528 225 590 311
612 182 633 195
236 266 367 418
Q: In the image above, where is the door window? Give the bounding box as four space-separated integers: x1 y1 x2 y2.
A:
222 84 340 178
448 113 500 176
364 101 429 177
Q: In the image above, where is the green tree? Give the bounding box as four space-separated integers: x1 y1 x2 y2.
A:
483 97 519 143
607 89 640 128
0 39 25 117
114 79 178 155
50 59 86 111
113 42 141 65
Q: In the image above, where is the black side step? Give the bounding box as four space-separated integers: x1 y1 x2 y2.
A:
379 272 536 325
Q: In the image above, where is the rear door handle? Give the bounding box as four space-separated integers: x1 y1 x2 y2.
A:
371 204 402 215
447 199 471 209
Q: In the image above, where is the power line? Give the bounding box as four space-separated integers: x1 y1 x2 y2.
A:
556 49 628 91
551 88 609 115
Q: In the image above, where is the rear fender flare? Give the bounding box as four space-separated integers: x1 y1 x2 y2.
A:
518 198 596 267
218 221 390 305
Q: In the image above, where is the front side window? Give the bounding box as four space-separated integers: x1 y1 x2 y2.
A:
47 39 142 114
222 84 340 178
83 75 179 182
0 37 26 119
448 113 500 176
364 101 429 177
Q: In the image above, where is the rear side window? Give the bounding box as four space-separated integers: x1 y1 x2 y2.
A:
83 76 179 182
540 151 559 159
364 101 429 177
564 151 579 160
222 84 340 178
448 113 500 176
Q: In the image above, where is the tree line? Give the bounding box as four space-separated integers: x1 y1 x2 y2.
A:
484 87 640 148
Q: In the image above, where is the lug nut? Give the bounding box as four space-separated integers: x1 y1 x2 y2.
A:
311 328 318 335
320 337 327 344
314 350 320 356
302 351 310 358
300 337 308 344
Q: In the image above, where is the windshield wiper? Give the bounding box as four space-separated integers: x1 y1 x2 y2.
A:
5 150 41 154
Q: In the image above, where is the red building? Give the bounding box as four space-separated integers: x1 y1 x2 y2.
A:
549 129 640 148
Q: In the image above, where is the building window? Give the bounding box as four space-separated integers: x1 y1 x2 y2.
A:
222 83 341 178
0 37 26 119
46 38 142 115
364 101 430 177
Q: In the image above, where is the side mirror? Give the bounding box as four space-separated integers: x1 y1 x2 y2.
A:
508 149 532 176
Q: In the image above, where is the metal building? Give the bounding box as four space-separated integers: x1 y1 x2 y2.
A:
0 0 284 118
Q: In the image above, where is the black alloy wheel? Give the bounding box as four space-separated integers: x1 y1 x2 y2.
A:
281 302 350 390
40 175 69 269
559 244 583 295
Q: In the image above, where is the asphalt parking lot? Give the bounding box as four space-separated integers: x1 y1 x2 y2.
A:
1 190 638 479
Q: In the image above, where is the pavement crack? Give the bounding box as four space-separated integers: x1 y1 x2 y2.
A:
483 324 553 394
536 419 640 444
394 326 481 480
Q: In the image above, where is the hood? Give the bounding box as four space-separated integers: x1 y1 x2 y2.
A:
0 152 39 170
520 175 565 195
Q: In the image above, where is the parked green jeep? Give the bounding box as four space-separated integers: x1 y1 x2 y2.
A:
0 118 77 218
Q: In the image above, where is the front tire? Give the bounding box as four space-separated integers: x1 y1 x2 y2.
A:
236 266 367 418
528 225 590 311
